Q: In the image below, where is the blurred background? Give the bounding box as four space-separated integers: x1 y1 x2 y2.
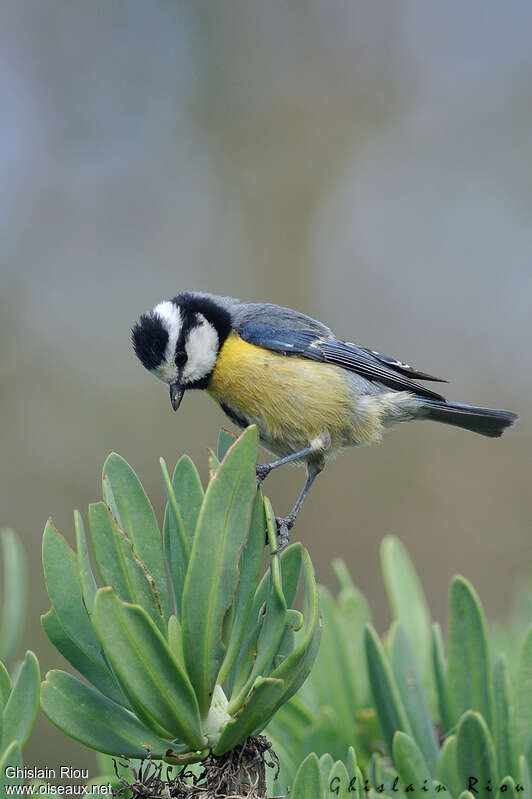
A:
2 0 531 773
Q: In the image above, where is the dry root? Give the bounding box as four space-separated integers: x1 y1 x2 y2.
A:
112 735 279 799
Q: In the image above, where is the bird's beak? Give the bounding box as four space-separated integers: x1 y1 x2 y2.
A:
169 382 184 411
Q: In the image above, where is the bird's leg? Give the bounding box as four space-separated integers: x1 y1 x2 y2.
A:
256 432 331 486
255 446 317 484
272 462 324 553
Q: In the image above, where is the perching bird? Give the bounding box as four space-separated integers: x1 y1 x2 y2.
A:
132 292 518 547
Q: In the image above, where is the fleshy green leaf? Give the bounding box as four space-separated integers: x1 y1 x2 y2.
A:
3 651 40 747
319 753 334 786
40 670 187 758
390 624 438 777
346 745 358 780
42 520 102 660
0 529 27 663
266 546 321 713
278 544 304 609
381 537 432 701
74 511 98 614
364 623 411 756
290 753 324 799
370 754 404 799
447 576 493 730
0 662 11 709
456 711 497 797
217 429 237 461
88 502 164 632
519 755 531 798
213 676 285 755
237 544 320 730
0 741 22 794
227 541 302 698
310 586 357 743
167 614 185 672
335 579 371 710
102 453 171 620
493 654 518 781
516 625 532 756
228 498 286 712
392 732 432 794
161 458 190 621
41 608 126 706
218 491 266 684
432 622 452 736
328 760 351 799
93 588 204 748
437 734 461 798
170 455 204 542
181 427 258 716
497 777 518 799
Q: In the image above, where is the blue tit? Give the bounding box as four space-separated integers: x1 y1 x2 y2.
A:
132 291 518 547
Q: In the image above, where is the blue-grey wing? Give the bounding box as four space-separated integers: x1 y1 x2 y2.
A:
240 323 447 401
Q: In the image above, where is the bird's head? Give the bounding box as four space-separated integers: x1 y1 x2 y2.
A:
131 293 232 410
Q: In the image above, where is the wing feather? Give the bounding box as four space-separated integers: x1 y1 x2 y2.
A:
240 324 446 402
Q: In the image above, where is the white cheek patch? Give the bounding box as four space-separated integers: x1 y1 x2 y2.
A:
153 301 182 383
182 317 219 383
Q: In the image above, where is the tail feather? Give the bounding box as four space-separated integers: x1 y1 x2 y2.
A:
421 399 518 438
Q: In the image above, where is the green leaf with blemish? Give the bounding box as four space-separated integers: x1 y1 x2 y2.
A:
88 501 164 632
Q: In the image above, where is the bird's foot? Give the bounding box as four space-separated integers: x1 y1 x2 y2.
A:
255 463 272 485
269 514 296 554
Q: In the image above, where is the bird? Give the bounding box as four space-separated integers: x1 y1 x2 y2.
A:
132 291 518 548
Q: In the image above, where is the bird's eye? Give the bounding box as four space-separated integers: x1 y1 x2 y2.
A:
175 349 187 367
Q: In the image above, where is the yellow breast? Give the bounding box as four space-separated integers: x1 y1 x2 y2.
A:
206 333 358 455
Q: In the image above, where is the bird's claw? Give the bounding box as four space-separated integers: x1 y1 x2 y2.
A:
256 463 272 485
269 515 296 554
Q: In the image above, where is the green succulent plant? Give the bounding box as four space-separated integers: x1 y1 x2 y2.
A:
0 529 40 795
267 537 532 799
40 426 321 768
0 529 27 666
